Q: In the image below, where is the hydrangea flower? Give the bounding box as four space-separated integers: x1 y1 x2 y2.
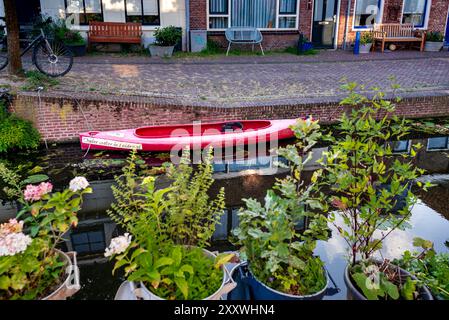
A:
69 177 90 192
0 219 32 257
23 182 53 202
104 233 132 257
0 219 24 236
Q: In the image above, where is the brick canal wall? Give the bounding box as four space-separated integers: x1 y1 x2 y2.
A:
10 92 449 143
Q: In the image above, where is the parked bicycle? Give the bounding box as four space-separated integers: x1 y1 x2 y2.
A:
0 28 73 77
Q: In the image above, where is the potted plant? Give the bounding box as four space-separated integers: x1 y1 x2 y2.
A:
297 33 313 53
319 81 434 300
425 32 444 52
149 25 182 58
105 150 236 300
233 118 330 300
0 165 92 300
394 237 449 300
54 22 87 57
359 32 373 53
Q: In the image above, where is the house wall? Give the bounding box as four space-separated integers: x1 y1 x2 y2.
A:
190 0 449 50
7 0 188 49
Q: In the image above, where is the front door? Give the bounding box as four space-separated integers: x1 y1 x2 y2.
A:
312 0 338 49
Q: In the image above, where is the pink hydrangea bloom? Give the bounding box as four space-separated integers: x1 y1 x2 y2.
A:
23 182 53 202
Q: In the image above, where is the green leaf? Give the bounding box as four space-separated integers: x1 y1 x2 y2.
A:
412 237 434 250
174 277 189 299
352 273 380 300
154 257 174 270
21 174 49 185
400 277 416 300
381 276 400 300
0 275 11 290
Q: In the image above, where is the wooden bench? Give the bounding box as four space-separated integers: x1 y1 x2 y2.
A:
88 22 142 47
225 27 264 56
372 23 426 52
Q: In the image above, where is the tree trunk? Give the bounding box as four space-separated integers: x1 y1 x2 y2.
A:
4 0 23 76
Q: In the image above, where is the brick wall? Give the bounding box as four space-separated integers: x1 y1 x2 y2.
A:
190 0 207 30
11 93 449 143
428 0 449 33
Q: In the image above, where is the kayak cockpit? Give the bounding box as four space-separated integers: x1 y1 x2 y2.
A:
134 120 272 138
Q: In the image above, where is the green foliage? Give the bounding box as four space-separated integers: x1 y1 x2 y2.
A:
107 149 230 300
0 238 65 300
360 32 373 45
0 105 41 152
0 176 91 299
233 119 329 296
0 162 49 201
319 82 430 266
350 260 418 300
154 26 182 47
318 82 431 299
21 71 59 91
394 238 449 300
426 32 444 42
164 148 226 247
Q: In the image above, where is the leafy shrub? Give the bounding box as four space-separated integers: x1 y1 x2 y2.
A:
0 104 40 152
426 31 444 42
154 26 182 47
106 150 232 300
0 173 92 300
394 238 449 300
360 32 373 45
233 119 329 296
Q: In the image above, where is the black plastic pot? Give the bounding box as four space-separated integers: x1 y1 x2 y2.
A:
66 44 86 57
344 263 434 300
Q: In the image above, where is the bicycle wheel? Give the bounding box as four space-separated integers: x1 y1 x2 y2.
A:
32 39 73 77
0 40 7 71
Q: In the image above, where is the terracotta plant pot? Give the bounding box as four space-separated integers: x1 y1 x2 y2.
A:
344 262 433 300
42 250 80 300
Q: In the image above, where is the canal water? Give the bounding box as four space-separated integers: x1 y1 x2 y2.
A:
1 137 449 300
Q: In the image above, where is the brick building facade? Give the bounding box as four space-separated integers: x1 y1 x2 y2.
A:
189 0 449 50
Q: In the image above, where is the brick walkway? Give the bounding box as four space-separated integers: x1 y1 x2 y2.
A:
3 50 449 106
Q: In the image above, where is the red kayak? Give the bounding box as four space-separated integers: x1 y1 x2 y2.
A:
79 119 297 152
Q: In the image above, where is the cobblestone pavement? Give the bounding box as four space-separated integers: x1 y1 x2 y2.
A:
3 50 449 106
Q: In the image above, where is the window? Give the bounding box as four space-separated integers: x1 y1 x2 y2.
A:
391 140 410 153
402 0 428 28
208 0 299 30
65 0 103 25
427 137 449 150
125 0 160 25
70 227 106 254
354 0 382 28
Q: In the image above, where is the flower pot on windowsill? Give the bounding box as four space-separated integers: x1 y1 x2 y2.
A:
344 261 433 300
65 43 87 57
359 43 372 54
41 250 81 300
149 44 175 58
424 41 444 52
134 248 236 300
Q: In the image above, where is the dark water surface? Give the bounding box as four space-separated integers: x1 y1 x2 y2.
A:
1 137 449 300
